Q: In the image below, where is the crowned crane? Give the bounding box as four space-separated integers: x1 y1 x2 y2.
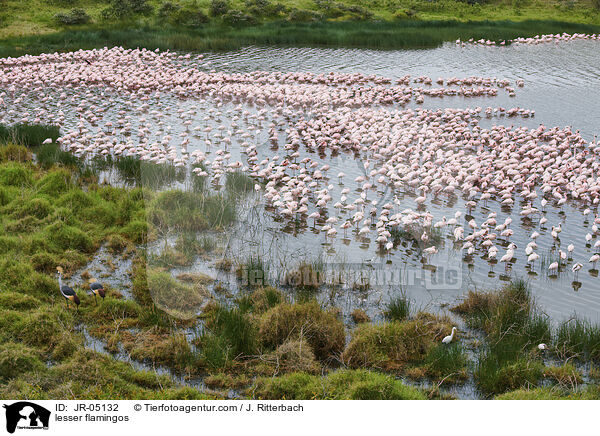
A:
88 278 106 305
56 267 80 310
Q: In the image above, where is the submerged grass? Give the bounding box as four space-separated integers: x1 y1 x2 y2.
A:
555 318 600 361
148 190 236 232
237 254 268 288
225 171 254 196
0 124 60 147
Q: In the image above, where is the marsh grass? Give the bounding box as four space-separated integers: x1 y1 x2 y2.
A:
0 347 216 399
452 279 536 336
258 301 345 361
251 369 426 400
148 190 236 233
384 292 411 321
0 144 33 163
543 363 583 387
115 156 186 189
225 170 254 196
191 163 208 192
3 20 600 57
453 280 556 394
241 286 285 314
145 268 209 319
285 259 325 294
475 354 544 395
196 303 258 369
342 315 452 370
0 124 60 147
555 318 600 360
36 143 81 170
237 254 268 287
424 343 469 380
175 232 200 259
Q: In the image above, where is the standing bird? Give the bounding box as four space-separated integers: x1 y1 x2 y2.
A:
89 278 106 305
442 327 457 344
590 253 600 269
572 262 583 278
56 267 80 310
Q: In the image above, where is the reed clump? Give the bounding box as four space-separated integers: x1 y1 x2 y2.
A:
225 170 254 196
258 301 345 361
453 280 553 395
384 293 411 321
342 314 452 371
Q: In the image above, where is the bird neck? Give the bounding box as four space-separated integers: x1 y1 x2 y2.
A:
451 328 456 338
58 273 62 289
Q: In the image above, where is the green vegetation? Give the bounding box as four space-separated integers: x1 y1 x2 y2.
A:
384 293 411 321
225 171 254 196
285 259 325 294
0 129 239 398
2 0 600 56
258 301 345 361
3 0 600 39
0 124 60 147
0 349 214 399
342 313 452 371
496 385 600 399
555 318 600 360
251 369 426 400
149 190 236 232
423 343 469 380
202 304 258 360
453 279 600 396
237 254 268 287
146 268 209 319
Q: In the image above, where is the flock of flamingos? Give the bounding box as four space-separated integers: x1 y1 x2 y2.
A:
456 32 600 46
1 32 600 288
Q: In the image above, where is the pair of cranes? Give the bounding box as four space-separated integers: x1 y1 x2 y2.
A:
56 266 105 310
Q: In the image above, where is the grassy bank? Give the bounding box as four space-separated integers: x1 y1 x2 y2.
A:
1 0 600 55
2 20 600 57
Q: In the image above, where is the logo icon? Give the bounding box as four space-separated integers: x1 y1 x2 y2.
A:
3 402 50 434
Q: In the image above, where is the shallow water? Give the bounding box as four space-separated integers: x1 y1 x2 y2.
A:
199 42 600 323
3 41 600 323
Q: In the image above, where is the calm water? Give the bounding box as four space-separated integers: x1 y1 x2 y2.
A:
3 41 600 323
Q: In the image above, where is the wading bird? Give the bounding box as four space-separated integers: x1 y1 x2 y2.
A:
57 267 80 310
572 262 583 278
89 278 106 305
442 327 457 344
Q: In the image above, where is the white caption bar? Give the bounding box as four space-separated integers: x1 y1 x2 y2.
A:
0 400 592 436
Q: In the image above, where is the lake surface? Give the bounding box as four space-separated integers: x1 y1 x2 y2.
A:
3 40 600 323
197 42 600 323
